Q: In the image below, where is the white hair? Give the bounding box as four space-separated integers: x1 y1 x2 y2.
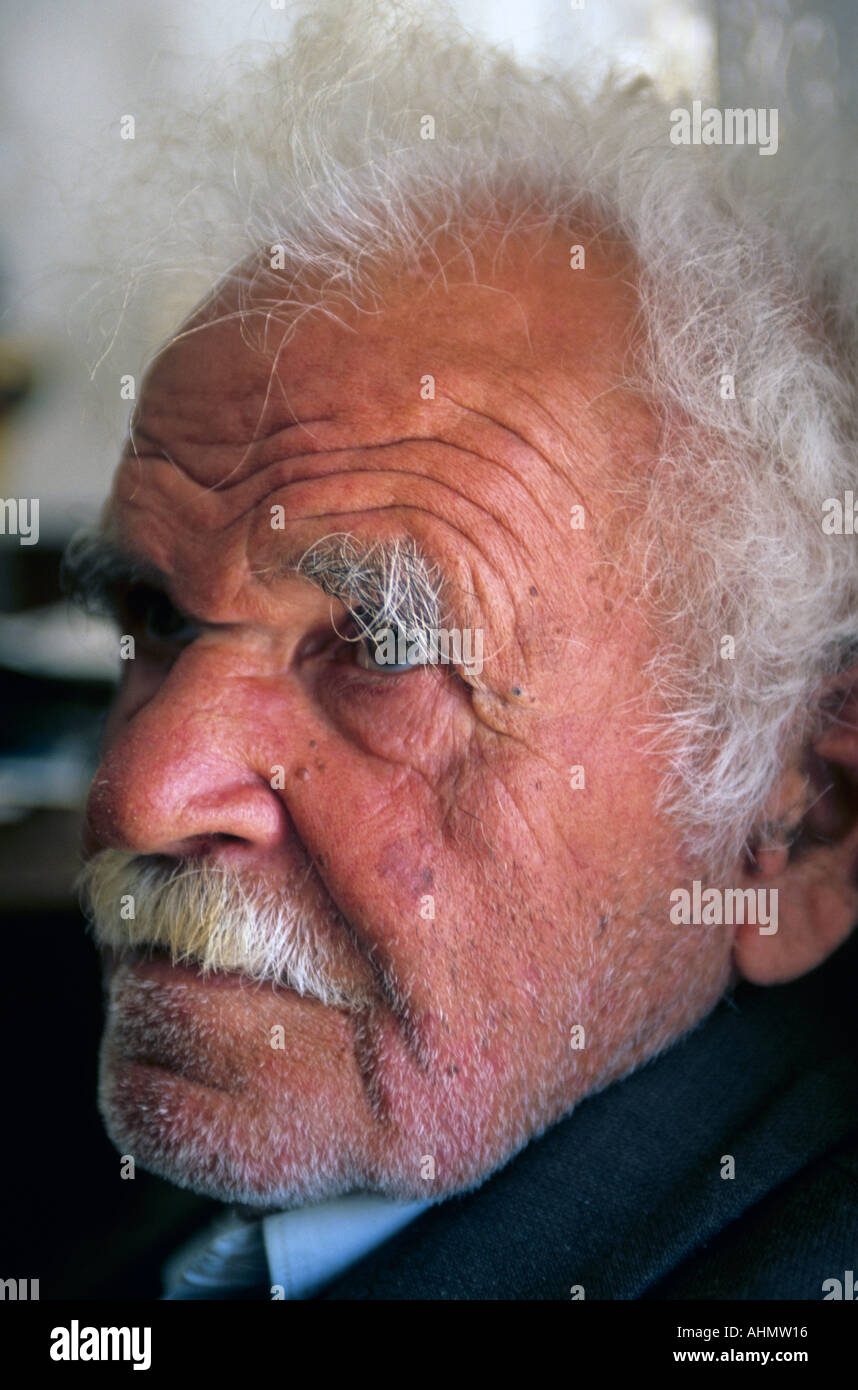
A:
77 848 376 1009
86 0 858 876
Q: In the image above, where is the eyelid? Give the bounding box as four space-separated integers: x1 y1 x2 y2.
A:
109 580 201 645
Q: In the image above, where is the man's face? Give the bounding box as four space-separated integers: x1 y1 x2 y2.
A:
82 229 734 1206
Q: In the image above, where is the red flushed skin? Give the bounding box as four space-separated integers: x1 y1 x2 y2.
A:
86 229 739 1208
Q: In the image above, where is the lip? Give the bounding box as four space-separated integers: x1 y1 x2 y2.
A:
102 953 261 1092
104 947 288 994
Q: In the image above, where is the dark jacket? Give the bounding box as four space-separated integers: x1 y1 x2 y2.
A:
309 931 858 1299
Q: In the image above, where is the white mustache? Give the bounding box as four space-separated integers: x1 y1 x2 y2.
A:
76 849 375 1010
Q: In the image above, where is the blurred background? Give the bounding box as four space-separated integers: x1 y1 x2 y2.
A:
0 0 852 1297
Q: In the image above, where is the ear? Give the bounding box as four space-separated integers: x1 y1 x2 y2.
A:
732 667 858 986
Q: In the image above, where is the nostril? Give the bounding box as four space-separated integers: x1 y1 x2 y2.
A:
173 832 246 860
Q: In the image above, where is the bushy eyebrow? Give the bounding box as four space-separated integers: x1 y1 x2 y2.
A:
286 532 444 641
60 528 169 619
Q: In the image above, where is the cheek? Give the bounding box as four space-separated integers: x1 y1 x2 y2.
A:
417 736 733 1041
375 834 438 902
310 663 473 770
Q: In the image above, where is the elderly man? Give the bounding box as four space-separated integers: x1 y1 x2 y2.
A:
65 0 858 1300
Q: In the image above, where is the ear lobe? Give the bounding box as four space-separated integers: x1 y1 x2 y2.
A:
733 668 858 986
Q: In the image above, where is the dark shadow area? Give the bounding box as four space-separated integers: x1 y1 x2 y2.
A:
0 904 219 1298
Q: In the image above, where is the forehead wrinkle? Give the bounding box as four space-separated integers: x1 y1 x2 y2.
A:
458 375 644 570
507 372 614 480
127 347 586 530
457 372 612 507
111 442 535 594
122 418 340 498
127 367 339 499
371 425 558 539
284 449 537 559
120 425 502 496
259 388 609 544
149 441 541 568
255 494 524 589
436 392 586 530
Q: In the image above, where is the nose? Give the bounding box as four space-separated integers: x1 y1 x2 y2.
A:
82 644 291 860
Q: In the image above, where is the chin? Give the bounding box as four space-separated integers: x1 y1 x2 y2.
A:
96 953 361 1205
95 952 569 1207
97 1042 364 1207
97 1039 535 1208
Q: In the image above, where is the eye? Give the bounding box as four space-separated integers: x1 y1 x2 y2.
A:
351 618 429 674
122 583 200 647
